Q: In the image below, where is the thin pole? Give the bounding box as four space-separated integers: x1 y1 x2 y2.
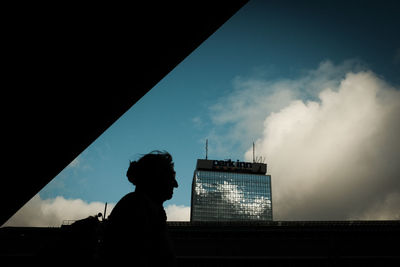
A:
103 202 107 220
253 142 255 163
206 139 208 160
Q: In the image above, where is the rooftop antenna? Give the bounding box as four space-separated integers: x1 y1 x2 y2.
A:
206 139 208 160
253 142 255 163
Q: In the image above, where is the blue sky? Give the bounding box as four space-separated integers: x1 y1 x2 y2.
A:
15 0 399 224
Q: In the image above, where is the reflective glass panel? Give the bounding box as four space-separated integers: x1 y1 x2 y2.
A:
191 171 273 221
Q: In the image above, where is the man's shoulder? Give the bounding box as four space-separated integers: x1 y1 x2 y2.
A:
113 192 136 208
109 192 140 219
118 191 136 203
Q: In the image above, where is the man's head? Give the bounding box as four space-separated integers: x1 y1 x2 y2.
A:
126 151 178 203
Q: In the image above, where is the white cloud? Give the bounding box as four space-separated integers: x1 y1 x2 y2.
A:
68 157 80 168
165 204 190 221
209 61 400 220
3 195 114 227
207 60 366 158
351 193 400 220
192 116 205 129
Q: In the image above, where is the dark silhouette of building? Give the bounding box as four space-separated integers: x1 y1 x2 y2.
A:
1 220 399 266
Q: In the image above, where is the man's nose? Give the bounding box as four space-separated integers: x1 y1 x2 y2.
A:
173 179 178 188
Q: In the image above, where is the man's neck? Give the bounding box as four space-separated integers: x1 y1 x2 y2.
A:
135 187 164 206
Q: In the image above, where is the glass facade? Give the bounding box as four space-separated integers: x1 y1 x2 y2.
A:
191 170 273 221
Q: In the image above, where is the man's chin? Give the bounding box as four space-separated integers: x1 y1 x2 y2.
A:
165 192 173 200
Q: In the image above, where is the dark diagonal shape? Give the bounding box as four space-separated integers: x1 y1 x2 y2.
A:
2 1 249 226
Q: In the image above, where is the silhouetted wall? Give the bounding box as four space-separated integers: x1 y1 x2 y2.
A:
1 221 399 266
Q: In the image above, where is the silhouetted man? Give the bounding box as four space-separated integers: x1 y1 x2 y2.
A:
102 151 178 266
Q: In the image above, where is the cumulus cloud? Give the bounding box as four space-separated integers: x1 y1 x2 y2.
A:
3 195 114 227
207 60 366 157
68 156 80 168
165 204 191 221
210 60 400 220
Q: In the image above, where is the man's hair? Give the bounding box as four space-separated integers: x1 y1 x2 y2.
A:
126 150 174 186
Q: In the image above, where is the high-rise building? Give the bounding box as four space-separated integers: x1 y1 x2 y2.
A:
190 159 272 221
